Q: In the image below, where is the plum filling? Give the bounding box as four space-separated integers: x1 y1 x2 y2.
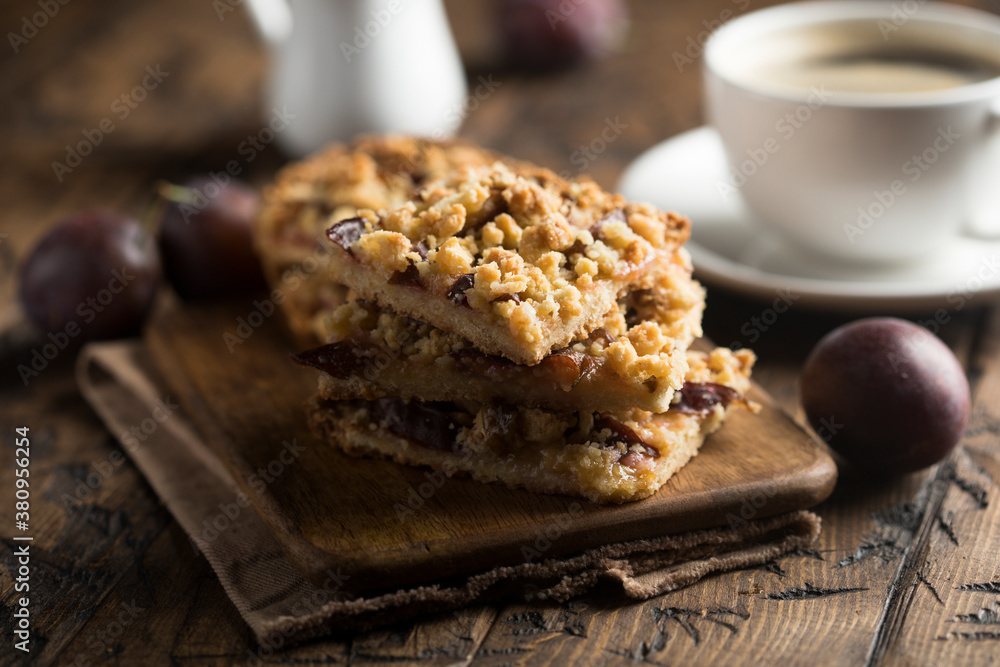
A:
492 293 522 305
451 328 613 386
562 210 626 257
299 339 606 394
624 288 654 327
368 398 460 452
326 217 367 254
673 382 740 414
297 339 740 418
464 190 510 230
357 397 660 464
329 383 740 471
587 415 660 467
389 262 422 287
546 349 600 388
292 341 373 377
589 329 617 346
589 209 625 241
296 332 742 417
592 415 644 448
447 273 476 307
449 347 515 377
450 346 601 387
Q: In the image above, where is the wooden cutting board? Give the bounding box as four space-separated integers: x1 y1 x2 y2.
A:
145 300 837 593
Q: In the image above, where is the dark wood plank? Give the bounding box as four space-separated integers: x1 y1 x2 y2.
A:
878 307 1000 666
0 336 183 666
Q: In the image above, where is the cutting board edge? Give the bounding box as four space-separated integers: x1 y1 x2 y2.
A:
144 302 841 594
267 434 839 591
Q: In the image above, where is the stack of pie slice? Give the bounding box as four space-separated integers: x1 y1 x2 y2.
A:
256 136 756 503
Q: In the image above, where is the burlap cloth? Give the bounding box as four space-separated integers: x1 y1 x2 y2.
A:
76 340 822 648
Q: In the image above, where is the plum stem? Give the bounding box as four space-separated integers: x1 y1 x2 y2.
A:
150 181 202 231
156 181 200 207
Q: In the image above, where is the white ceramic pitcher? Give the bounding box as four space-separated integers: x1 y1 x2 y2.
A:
245 0 469 157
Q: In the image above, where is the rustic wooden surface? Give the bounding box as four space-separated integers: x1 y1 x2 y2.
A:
1 0 999 665
144 301 834 592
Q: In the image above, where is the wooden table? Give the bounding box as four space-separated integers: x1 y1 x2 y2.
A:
2 1 999 664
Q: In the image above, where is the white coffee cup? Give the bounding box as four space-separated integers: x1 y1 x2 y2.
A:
704 1 1000 265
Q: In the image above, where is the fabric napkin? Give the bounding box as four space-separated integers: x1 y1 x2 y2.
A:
76 340 822 648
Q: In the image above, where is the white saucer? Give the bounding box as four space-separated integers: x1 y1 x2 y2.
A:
618 126 1000 313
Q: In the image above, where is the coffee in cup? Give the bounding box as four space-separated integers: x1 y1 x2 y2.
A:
704 2 1000 264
